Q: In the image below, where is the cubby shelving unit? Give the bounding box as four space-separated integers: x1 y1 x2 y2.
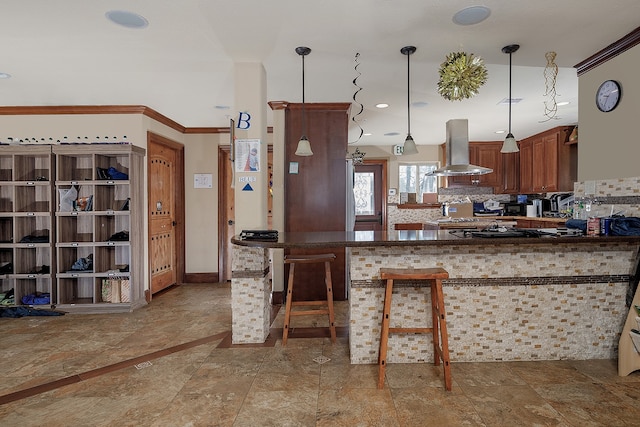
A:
0 145 55 308
53 144 145 313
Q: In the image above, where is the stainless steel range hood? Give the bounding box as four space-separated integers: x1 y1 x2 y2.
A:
428 119 493 176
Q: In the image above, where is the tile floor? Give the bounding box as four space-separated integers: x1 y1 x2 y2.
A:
1 283 640 426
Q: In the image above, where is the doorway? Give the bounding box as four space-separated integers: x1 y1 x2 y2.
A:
354 160 387 231
218 145 272 282
147 132 185 297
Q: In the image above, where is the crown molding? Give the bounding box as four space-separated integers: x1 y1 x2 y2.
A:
575 26 640 76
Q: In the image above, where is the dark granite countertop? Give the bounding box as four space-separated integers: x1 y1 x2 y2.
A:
231 230 640 249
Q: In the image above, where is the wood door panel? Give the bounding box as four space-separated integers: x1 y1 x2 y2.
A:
149 141 178 294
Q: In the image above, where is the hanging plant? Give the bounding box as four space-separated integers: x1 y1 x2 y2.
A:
437 52 488 101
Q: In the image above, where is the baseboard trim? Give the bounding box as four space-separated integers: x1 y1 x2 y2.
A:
271 291 284 305
183 272 219 283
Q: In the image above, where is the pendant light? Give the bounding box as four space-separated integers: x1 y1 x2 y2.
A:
295 46 313 156
501 44 520 153
401 46 419 155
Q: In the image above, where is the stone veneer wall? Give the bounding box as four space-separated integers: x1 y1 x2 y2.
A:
387 189 510 232
574 176 640 218
231 246 271 343
349 242 635 364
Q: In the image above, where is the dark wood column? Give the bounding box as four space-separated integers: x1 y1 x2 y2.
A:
284 102 351 301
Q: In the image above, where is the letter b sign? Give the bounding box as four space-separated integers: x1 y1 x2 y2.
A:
237 112 251 130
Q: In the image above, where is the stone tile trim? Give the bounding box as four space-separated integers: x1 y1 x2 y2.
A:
352 274 630 288
590 195 640 205
232 268 270 279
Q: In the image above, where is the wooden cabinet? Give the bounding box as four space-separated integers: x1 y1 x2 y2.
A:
0 145 55 308
519 139 534 193
447 141 504 193
444 126 576 195
520 126 576 193
517 219 565 229
284 103 350 302
52 145 145 313
502 151 520 194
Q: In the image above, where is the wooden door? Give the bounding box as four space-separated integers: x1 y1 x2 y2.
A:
148 134 183 294
354 161 386 231
218 146 234 282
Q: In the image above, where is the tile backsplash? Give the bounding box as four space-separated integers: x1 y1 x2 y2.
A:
574 176 640 218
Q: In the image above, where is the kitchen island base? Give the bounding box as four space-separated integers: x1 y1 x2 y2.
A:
349 242 634 364
232 231 639 367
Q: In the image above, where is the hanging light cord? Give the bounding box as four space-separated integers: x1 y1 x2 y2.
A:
508 50 512 135
406 50 411 137
301 53 306 136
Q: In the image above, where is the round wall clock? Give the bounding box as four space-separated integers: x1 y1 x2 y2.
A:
596 79 621 112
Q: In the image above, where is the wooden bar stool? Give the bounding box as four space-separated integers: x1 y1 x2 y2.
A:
282 253 337 346
378 267 451 390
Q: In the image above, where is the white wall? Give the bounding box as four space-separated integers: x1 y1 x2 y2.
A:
578 44 640 181
183 132 223 273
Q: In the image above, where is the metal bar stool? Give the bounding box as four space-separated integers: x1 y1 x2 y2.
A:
378 267 451 390
282 253 337 346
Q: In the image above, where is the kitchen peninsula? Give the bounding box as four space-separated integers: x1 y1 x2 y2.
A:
231 230 640 369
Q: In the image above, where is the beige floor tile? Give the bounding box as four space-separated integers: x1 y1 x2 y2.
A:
316 387 399 427
2 284 640 427
391 386 486 427
465 385 571 426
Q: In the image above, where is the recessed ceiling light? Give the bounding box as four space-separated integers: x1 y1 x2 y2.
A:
495 130 506 134
557 101 570 106
412 101 428 108
0 73 11 79
106 10 149 29
215 105 230 110
453 6 491 26
384 132 400 136
363 133 372 136
376 103 389 109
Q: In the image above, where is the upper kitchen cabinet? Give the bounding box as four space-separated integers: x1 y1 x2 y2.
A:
519 126 576 193
446 141 504 193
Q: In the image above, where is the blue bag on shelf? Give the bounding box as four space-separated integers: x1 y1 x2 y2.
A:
610 217 640 236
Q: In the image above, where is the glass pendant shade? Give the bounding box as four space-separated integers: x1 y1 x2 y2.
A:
402 135 418 155
295 136 313 156
500 133 519 153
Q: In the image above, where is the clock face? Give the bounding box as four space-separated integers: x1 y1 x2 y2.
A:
596 80 621 112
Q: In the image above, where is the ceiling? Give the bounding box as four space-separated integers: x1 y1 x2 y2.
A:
1 1 639 147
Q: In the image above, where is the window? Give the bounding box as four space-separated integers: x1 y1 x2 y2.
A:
354 171 375 215
399 163 438 202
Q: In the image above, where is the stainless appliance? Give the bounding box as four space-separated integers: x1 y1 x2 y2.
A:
503 202 527 216
427 119 493 176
